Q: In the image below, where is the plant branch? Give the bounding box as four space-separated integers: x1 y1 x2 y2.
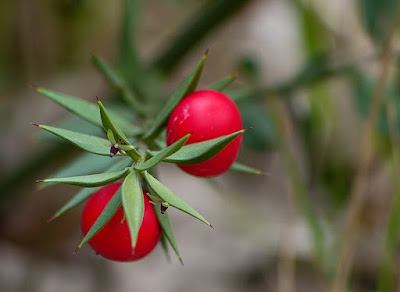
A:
268 97 326 271
377 96 400 292
331 3 400 291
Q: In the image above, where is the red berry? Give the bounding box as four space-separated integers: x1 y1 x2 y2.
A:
166 89 243 177
81 182 161 261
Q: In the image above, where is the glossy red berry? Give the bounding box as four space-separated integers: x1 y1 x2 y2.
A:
81 182 161 261
166 89 243 177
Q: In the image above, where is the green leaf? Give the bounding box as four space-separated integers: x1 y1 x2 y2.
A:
34 86 140 136
77 187 122 249
122 171 144 249
36 115 104 143
49 158 133 221
97 98 130 144
97 98 142 161
38 168 130 187
144 172 211 227
229 161 264 175
50 188 95 222
159 233 170 261
134 134 190 171
143 53 207 140
153 203 182 264
205 72 238 91
35 124 113 156
52 153 123 178
149 130 244 165
360 0 397 44
41 153 127 190
91 55 145 116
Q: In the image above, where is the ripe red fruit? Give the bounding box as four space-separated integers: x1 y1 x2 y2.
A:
81 182 161 262
166 89 243 177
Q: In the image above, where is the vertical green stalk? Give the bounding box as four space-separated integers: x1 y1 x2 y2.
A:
331 2 400 291
268 97 326 270
377 101 400 292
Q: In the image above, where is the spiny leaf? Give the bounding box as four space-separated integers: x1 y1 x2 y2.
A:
229 161 264 175
40 153 122 190
143 53 207 140
49 188 95 223
122 171 144 249
49 158 133 221
149 130 245 165
134 134 190 171
36 115 103 143
205 72 238 91
97 98 142 161
33 124 113 156
97 98 130 144
38 168 130 187
34 86 141 136
144 172 211 227
159 233 170 261
76 187 122 250
153 202 182 264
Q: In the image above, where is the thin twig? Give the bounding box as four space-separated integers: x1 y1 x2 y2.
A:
377 96 400 292
269 97 326 272
331 3 400 291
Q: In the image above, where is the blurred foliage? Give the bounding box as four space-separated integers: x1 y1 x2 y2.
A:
359 0 398 44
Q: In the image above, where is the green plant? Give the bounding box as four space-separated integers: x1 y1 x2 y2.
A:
31 48 261 262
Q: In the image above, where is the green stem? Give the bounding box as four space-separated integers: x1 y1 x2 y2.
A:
126 148 142 162
331 3 400 291
268 97 326 271
377 100 400 292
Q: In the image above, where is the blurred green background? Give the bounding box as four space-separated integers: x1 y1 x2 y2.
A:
1 0 400 291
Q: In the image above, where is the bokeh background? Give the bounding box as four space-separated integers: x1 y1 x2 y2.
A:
1 0 400 291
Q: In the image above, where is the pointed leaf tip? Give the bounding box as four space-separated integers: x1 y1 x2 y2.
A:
96 96 101 103
72 246 80 255
36 179 44 183
30 122 40 127
29 83 39 90
47 214 57 223
179 256 184 266
204 49 209 56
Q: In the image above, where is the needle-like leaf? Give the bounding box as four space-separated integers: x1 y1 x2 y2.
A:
33 124 113 156
143 53 207 140
76 187 122 250
134 134 190 171
144 172 211 227
148 130 245 165
38 168 130 187
33 86 141 136
122 171 144 249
